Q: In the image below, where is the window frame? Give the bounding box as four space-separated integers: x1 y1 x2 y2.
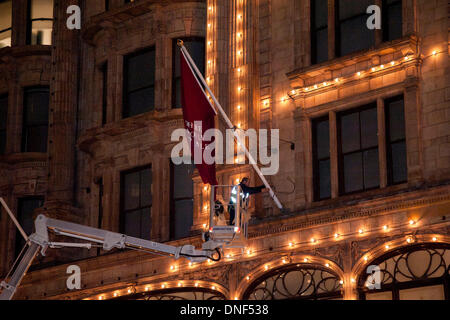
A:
119 165 152 240
15 196 44 258
21 86 49 153
169 161 194 240
312 115 331 201
122 46 156 118
337 102 380 195
26 0 54 45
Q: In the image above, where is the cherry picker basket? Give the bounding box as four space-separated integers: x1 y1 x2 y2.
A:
206 184 249 248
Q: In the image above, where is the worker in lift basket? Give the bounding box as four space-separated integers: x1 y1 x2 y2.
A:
228 177 266 226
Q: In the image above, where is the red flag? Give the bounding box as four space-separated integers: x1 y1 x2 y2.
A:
180 51 218 185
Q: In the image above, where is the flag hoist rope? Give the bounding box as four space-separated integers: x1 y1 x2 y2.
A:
178 40 284 210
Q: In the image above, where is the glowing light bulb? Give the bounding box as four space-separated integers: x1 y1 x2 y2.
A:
114 292 118 297
323 82 327 86
305 87 309 91
264 265 269 270
208 60 211 65
288 242 293 247
310 238 316 244
237 67 241 73
189 262 193 267
383 225 388 231
303 258 308 262
364 256 368 262
211 286 216 290
432 50 437 55
371 67 376 72
432 237 437 242
237 123 241 128
339 280 344 285
208 6 212 11
335 78 339 82
325 263 330 268
357 71 361 76
98 296 103 300
404 56 409 61
127 289 132 294
314 84 318 89
391 61 395 66
334 233 339 239
145 287 149 291
409 219 415 225
351 278 355 283
204 186 208 191
282 258 287 264
406 237 412 243
170 265 175 271
178 282 182 287
359 229 364 234
208 41 212 46
385 245 390 249
195 283 199 287
380 64 384 69
291 90 296 95
237 105 241 110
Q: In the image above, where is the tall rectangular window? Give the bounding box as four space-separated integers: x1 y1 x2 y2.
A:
312 116 331 200
338 104 379 194
121 166 152 240
170 162 194 240
385 95 407 185
0 0 12 48
15 197 44 258
22 87 49 153
311 0 328 64
336 0 375 57
123 47 155 118
27 0 54 45
101 62 108 125
382 0 402 41
172 37 205 108
0 94 7 154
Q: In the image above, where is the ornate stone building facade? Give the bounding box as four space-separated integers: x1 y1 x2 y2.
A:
0 0 449 300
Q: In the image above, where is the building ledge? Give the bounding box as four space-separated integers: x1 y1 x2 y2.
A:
286 35 419 95
78 109 184 155
0 45 51 62
0 152 47 165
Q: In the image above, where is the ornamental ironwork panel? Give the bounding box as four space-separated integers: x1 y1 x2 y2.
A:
243 265 343 300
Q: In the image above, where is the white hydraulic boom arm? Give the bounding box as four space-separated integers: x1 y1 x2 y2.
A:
0 214 222 300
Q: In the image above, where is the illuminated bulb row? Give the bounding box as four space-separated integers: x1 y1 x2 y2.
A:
286 219 417 249
293 55 415 96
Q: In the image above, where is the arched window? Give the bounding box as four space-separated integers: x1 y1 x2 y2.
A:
243 264 343 300
114 288 226 300
358 243 450 300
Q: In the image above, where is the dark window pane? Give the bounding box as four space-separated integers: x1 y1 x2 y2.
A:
140 168 152 207
383 0 402 41
139 208 151 240
127 87 154 116
312 0 328 28
171 162 194 239
121 166 152 239
15 197 44 258
126 50 155 91
123 171 140 211
313 117 330 200
386 95 407 185
387 98 405 141
338 0 372 20
311 0 328 64
319 159 331 199
313 28 328 64
390 141 407 184
123 48 155 117
340 112 360 153
23 125 48 153
315 118 330 160
343 152 363 193
124 209 141 237
360 107 378 149
339 16 375 56
22 87 49 153
173 199 193 239
172 37 205 108
363 149 380 189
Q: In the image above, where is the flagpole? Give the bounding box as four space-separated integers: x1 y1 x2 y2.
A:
178 40 284 210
